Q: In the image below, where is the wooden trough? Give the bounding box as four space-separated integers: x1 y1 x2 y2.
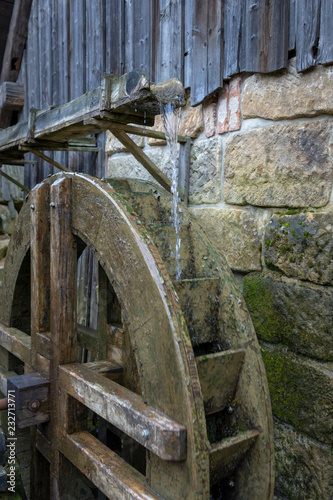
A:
0 72 274 499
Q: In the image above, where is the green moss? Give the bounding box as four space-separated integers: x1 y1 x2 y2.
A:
243 275 284 343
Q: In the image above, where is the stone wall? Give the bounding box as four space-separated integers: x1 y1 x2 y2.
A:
106 58 333 499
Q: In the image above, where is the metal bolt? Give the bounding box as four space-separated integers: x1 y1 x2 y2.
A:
141 429 149 439
227 406 234 414
28 399 41 412
228 480 235 488
50 202 55 208
30 204 35 210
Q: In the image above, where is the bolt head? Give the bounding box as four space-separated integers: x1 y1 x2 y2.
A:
30 204 35 210
141 429 149 439
228 480 235 488
28 399 41 412
50 202 55 207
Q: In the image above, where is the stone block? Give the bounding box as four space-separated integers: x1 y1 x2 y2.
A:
0 205 17 235
243 271 333 360
107 148 165 185
224 120 333 207
264 212 333 285
243 58 333 120
0 237 9 259
147 98 204 146
274 421 333 500
203 97 217 137
261 343 333 444
189 136 221 205
191 207 262 272
105 130 145 155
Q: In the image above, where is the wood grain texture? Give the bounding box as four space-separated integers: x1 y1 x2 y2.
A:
59 363 187 461
60 431 162 500
296 0 322 71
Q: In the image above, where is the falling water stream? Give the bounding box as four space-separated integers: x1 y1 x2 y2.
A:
160 102 182 280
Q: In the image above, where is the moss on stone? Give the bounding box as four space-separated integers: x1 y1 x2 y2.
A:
243 274 285 343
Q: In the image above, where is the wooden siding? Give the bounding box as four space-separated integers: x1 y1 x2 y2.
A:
8 0 333 185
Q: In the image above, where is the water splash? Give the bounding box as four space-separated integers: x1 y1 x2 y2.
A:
160 102 182 280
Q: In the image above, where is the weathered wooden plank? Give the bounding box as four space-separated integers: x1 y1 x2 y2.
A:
59 363 187 461
30 182 51 350
0 322 31 364
241 0 288 73
60 431 162 500
0 0 33 84
106 0 125 76
224 0 245 78
184 0 193 89
97 264 108 359
209 429 259 482
111 129 172 191
50 176 77 498
195 349 245 414
191 2 208 105
296 0 322 72
0 81 24 111
156 0 183 83
35 333 52 360
133 0 151 74
0 366 16 398
318 0 333 65
289 0 296 52
86 0 104 92
207 0 223 96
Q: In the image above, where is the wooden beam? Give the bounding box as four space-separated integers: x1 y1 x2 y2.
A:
0 0 33 84
0 365 16 396
0 0 33 127
60 431 162 500
111 129 172 192
59 363 187 461
0 168 30 192
0 322 31 365
25 149 71 173
107 122 188 143
0 82 24 111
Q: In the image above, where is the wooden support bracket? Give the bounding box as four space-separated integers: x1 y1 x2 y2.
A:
7 373 50 428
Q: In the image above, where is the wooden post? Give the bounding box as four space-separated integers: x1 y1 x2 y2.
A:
49 177 78 499
30 183 51 500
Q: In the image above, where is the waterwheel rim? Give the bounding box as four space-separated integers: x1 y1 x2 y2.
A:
0 172 274 499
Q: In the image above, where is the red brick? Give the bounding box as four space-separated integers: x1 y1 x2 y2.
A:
203 97 217 137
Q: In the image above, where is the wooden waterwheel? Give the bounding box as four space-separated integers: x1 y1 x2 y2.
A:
0 172 274 499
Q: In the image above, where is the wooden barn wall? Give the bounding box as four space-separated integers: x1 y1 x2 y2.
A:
15 0 333 186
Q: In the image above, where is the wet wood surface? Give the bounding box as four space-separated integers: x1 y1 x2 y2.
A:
196 349 245 414
60 431 161 500
59 363 187 461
